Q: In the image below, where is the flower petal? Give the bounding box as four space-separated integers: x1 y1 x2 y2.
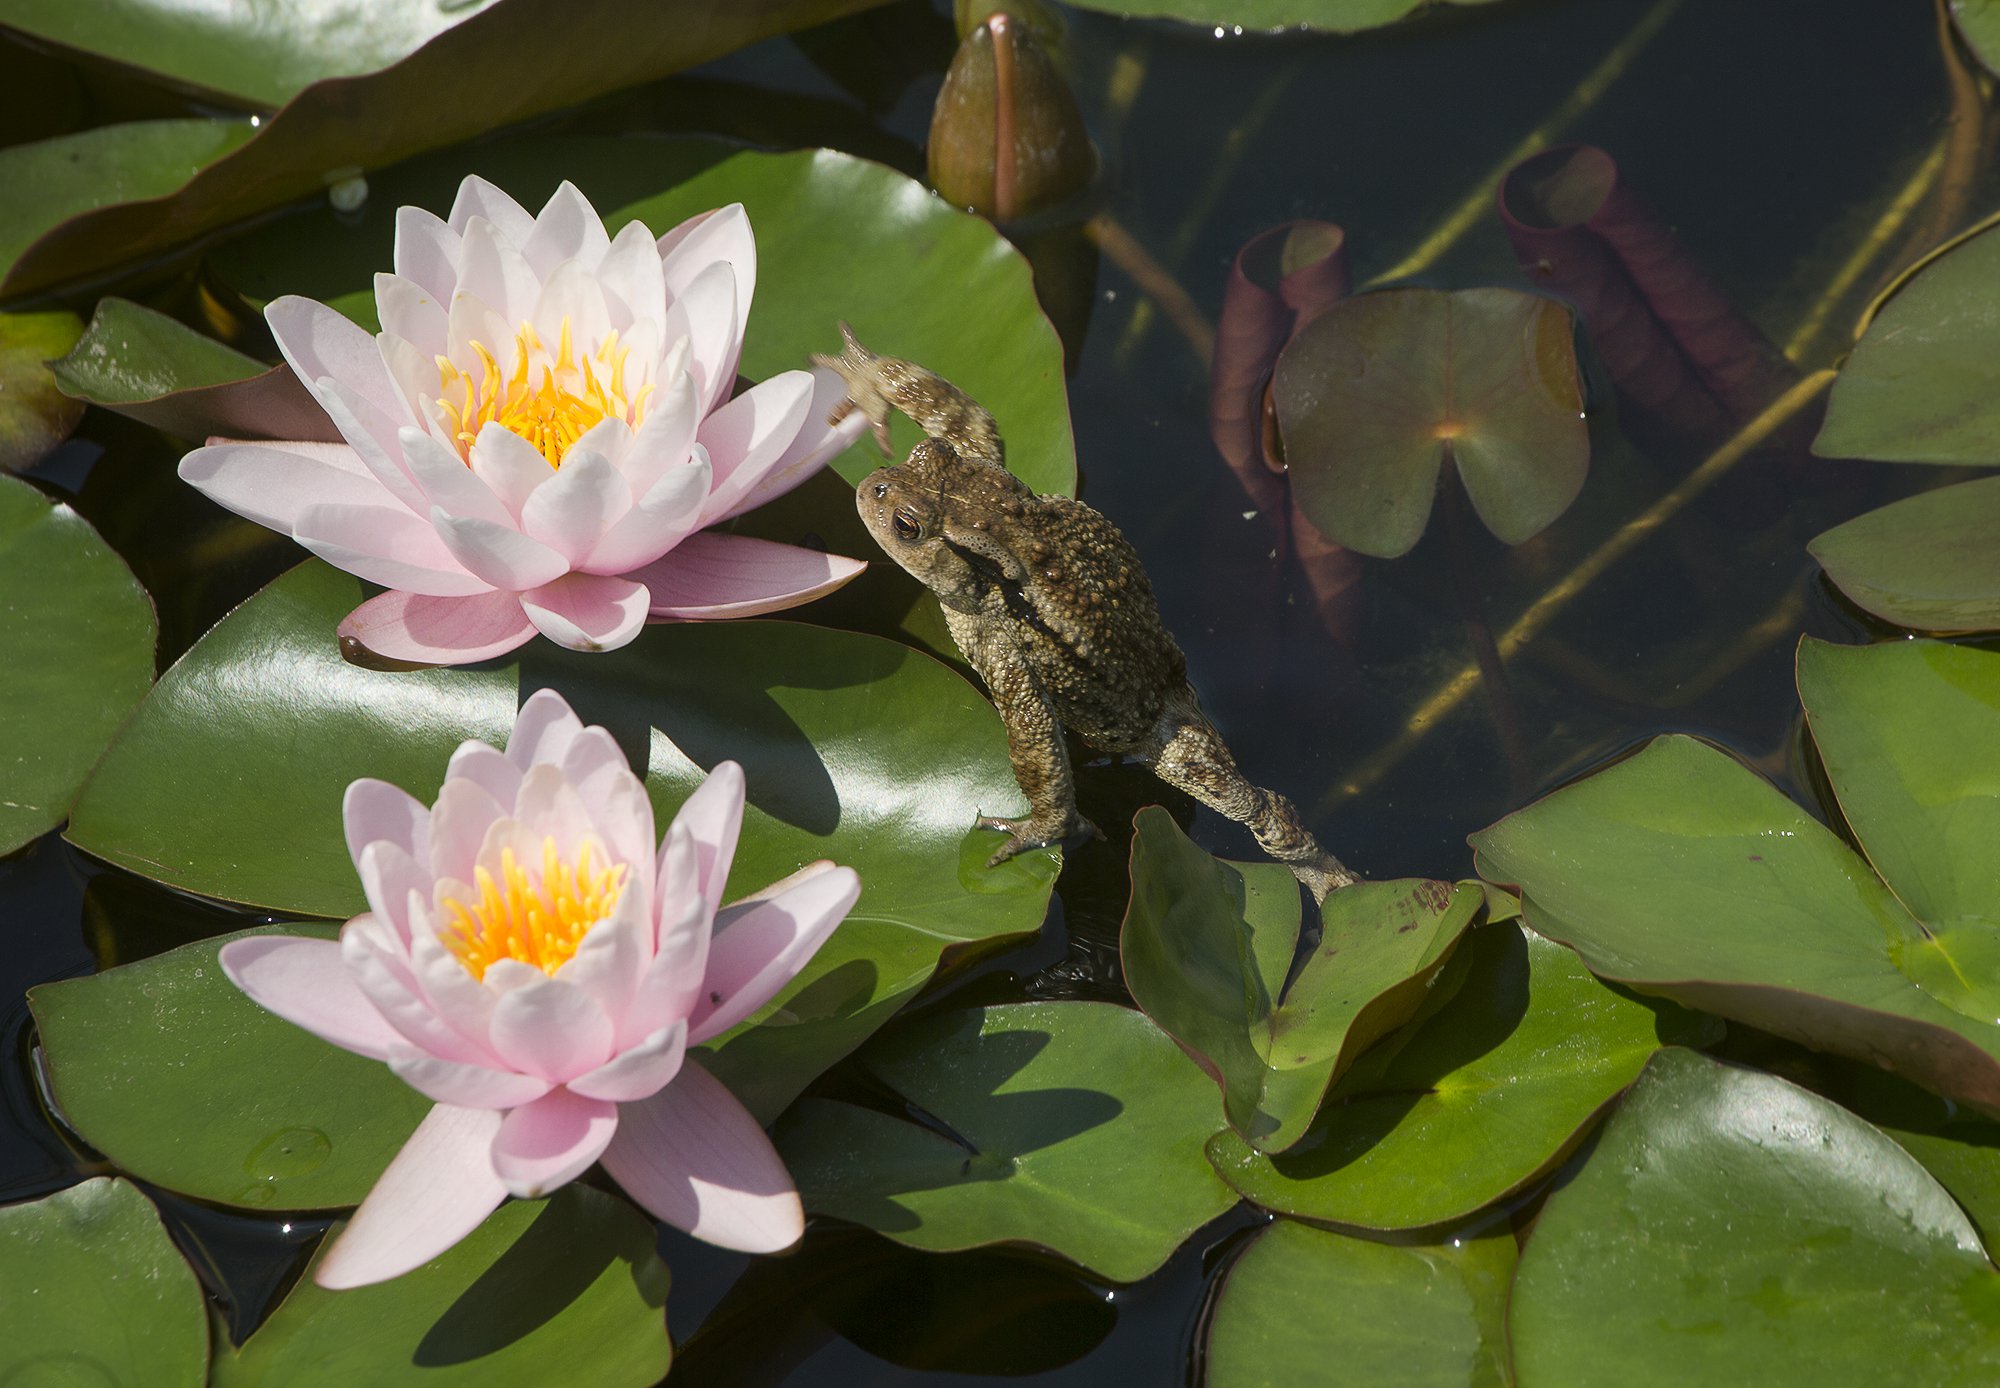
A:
457 215 543 327
338 589 538 667
265 295 402 423
400 426 515 528
389 1045 553 1108
219 935 404 1061
630 532 867 619
661 260 738 416
490 1088 619 1198
568 1020 686 1103
314 376 427 513
625 836 710 1045
293 502 491 597
694 369 813 524
468 423 554 521
448 175 535 244
506 687 583 770
554 871 649 1023
657 204 755 400
345 780 431 878
427 773 509 886
614 366 697 498
673 760 744 920
531 259 612 365
488 978 615 1082
178 440 385 531
522 448 631 563
689 862 859 1043
597 219 666 332
524 181 611 279
314 1103 506 1290
432 509 571 591
393 205 461 302
714 365 872 521
583 448 710 575
344 922 494 1064
520 573 649 652
599 1060 801 1253
374 271 447 360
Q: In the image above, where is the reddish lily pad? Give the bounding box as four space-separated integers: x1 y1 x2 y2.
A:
1808 475 2000 633
1119 807 1480 1153
1273 287 1587 558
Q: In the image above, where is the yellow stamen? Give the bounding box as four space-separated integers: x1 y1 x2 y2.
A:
433 314 652 468
439 836 628 981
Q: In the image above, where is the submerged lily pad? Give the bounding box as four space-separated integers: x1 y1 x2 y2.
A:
0 1178 208 1388
775 1000 1239 1283
49 297 337 444
1274 286 1587 558
1472 638 2000 1114
1056 0 1499 33
1809 475 2000 632
0 476 157 855
0 309 85 472
1120 808 1479 1152
64 560 1051 1125
1206 923 1719 1230
212 1186 670 1387
1814 221 2000 465
208 135 1075 496
32 925 433 1210
0 1 870 297
1204 1219 1514 1388
1510 1049 2000 1384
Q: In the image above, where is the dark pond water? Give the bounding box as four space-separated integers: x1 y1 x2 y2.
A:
2 0 1963 1378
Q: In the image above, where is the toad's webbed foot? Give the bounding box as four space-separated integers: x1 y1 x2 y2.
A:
811 323 899 456
811 323 1004 466
977 811 1102 867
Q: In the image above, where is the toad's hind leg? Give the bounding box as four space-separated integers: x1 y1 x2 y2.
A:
810 323 1004 466
1139 689 1359 904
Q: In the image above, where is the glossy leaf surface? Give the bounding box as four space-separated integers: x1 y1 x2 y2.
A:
1120 808 1478 1152
1207 922 1718 1230
0 476 156 854
0 1179 208 1388
1275 287 1587 557
1510 1049 2000 1384
1055 0 1500 32
0 309 84 471
1809 475 2000 632
776 1001 1239 1283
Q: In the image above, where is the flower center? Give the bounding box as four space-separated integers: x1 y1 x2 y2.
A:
435 316 654 468
439 835 628 981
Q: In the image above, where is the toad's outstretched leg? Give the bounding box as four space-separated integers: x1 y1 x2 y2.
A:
1139 687 1360 904
811 323 1004 466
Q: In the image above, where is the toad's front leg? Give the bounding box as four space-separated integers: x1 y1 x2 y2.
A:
811 323 1004 467
958 623 1099 864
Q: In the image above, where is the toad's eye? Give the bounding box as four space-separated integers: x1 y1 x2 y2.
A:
891 508 924 541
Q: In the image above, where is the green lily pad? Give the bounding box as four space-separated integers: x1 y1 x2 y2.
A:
0 309 84 472
208 135 1075 496
1814 220 2000 465
1055 0 1501 33
0 117 255 286
1809 476 2000 633
64 560 1052 1130
1204 1219 1514 1388
49 296 337 444
1119 807 1479 1153
211 1186 670 1387
1470 688 2000 1115
31 925 433 1210
1274 286 1587 558
0 1 873 299
1206 922 1720 1231
0 475 157 855
1957 1 2000 79
1510 1048 2000 1385
774 1000 1239 1283
1830 1058 2000 1251
0 1178 208 1388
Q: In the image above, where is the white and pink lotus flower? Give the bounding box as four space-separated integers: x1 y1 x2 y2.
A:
221 689 859 1288
180 176 865 664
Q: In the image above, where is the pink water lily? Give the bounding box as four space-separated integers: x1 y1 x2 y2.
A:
220 689 859 1288
180 175 866 664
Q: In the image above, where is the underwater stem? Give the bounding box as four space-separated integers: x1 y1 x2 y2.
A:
1442 464 1533 798
1087 213 1216 366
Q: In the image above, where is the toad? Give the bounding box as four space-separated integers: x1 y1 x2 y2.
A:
815 326 1358 903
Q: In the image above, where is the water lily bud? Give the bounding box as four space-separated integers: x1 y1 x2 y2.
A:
929 13 1096 224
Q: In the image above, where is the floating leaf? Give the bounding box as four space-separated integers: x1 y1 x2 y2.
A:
208 135 1075 496
1808 475 2000 633
32 926 432 1210
0 1179 208 1387
1120 807 1479 1153
0 117 254 285
1274 287 1587 558
64 561 1050 1124
775 1000 1239 1283
49 297 336 443
1051 0 1501 33
0 309 84 471
1956 0 2000 79
1832 1058 2000 1250
211 1186 670 1387
1472 639 2000 1115
1206 923 1720 1230
1510 1048 2000 1384
0 475 156 855
1204 1219 1514 1388
1814 220 2000 465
